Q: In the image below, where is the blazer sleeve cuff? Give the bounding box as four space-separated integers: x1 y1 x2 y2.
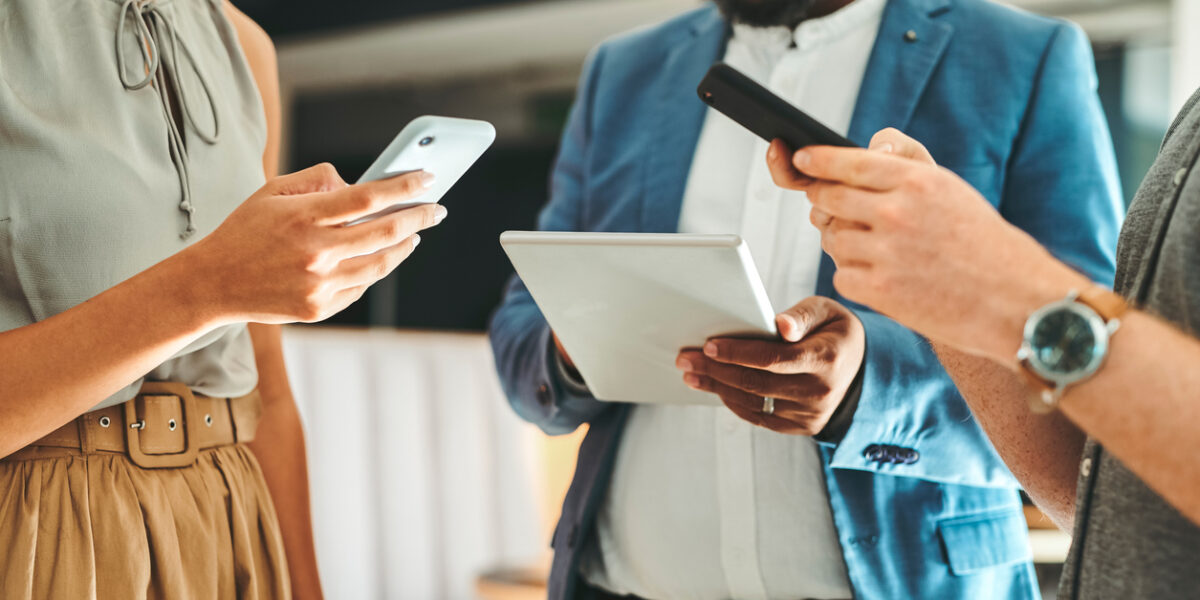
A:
552 337 593 397
534 326 607 429
826 310 1020 488
814 364 863 446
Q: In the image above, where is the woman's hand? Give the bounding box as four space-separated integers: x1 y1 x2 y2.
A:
186 163 447 325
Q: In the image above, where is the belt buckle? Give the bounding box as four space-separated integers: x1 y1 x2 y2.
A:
123 381 199 469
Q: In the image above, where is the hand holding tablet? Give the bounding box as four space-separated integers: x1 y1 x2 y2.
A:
676 296 866 435
501 232 777 406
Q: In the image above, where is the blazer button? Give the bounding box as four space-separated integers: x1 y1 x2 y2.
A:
536 383 552 407
902 449 920 464
863 444 882 461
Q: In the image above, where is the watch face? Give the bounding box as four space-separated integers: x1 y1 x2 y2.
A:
1029 306 1101 377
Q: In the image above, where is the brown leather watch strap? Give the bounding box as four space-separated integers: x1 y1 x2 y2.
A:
1019 365 1057 414
1077 286 1129 322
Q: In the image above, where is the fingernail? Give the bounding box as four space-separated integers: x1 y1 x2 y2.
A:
434 204 448 223
768 144 778 161
412 234 421 247
878 143 894 154
676 357 693 372
777 314 801 342
684 373 701 388
420 171 436 188
704 342 718 358
793 150 811 168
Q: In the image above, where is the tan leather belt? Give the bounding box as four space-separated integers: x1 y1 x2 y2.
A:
16 382 262 469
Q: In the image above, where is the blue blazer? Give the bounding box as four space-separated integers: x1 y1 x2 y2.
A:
490 1 1123 598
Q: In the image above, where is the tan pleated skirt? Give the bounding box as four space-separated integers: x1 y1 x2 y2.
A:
0 444 291 599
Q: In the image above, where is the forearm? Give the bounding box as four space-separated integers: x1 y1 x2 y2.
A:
975 267 1200 526
249 400 322 598
246 324 323 599
934 345 1085 529
1055 311 1200 525
0 251 220 457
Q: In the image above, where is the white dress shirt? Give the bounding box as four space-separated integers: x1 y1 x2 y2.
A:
579 1 886 598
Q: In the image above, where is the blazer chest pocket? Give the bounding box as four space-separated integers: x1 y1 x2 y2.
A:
938 509 1032 575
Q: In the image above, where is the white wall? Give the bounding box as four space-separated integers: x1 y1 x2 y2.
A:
275 0 1174 164
282 328 545 600
1173 0 1200 113
277 0 1171 91
277 0 695 93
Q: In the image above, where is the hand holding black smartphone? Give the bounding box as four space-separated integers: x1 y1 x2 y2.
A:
697 62 860 150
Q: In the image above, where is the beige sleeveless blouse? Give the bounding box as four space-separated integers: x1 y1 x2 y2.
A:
0 0 267 410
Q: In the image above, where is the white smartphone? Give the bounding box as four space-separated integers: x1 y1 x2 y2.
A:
348 115 496 224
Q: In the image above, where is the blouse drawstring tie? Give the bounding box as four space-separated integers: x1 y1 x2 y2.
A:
116 0 221 238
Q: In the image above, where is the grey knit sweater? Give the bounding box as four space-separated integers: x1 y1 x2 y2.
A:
1058 89 1200 599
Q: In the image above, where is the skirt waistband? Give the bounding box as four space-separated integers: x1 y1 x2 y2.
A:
5 382 262 469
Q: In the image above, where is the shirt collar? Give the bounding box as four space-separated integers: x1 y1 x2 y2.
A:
731 0 889 52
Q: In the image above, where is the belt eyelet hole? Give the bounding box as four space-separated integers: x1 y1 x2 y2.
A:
99 416 111 428
204 414 213 427
168 419 177 431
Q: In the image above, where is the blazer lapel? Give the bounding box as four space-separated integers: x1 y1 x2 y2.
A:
846 0 954 144
819 0 954 299
640 8 728 233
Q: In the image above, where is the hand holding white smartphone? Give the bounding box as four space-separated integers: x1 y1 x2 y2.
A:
347 115 496 225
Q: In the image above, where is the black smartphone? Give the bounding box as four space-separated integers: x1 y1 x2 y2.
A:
697 62 859 149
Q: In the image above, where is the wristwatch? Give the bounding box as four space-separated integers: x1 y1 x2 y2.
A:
1017 287 1128 413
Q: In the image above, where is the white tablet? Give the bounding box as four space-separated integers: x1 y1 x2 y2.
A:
500 231 778 406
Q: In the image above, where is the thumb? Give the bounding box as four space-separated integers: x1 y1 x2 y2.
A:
868 128 936 166
776 297 836 343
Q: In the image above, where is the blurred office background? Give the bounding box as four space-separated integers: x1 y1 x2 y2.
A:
230 0 1198 597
